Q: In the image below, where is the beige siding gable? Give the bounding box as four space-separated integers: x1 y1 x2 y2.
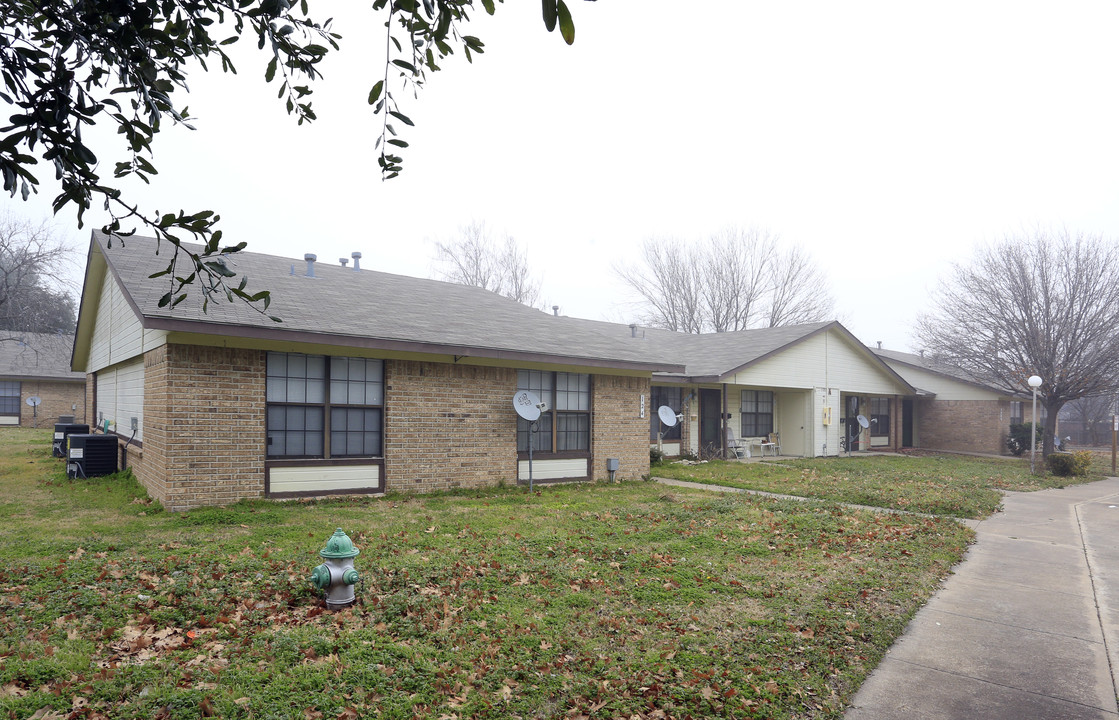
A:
87 267 166 372
888 363 1005 401
729 329 907 395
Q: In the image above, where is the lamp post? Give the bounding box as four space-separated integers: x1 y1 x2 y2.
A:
1028 375 1043 473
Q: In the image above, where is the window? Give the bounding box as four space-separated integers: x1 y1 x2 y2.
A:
869 397 890 436
266 353 383 460
517 370 591 454
1010 401 1023 425
740 390 773 437
0 381 18 417
650 386 682 441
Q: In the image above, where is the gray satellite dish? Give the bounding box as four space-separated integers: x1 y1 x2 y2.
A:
26 396 41 407
657 405 678 427
513 390 543 422
856 414 870 429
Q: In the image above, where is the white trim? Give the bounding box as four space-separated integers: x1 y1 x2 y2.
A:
270 464 381 494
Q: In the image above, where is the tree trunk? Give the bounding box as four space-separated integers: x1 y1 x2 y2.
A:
1042 400 1065 458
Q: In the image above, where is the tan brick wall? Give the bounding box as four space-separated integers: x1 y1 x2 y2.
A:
914 398 1009 455
384 360 518 492
133 345 170 505
591 375 651 481
15 379 86 428
127 344 266 511
108 349 655 508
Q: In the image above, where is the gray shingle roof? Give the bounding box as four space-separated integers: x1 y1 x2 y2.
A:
873 347 1005 395
92 232 686 372
0 333 84 381
85 232 912 387
552 317 837 381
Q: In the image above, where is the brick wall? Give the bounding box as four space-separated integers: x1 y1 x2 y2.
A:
16 379 85 428
914 398 1009 455
127 344 266 511
591 375 651 481
384 360 518 492
112 349 655 508
132 345 169 505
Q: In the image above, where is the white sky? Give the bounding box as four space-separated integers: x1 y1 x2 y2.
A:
11 1 1119 352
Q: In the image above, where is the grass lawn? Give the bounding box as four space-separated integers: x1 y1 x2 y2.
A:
652 451 1101 519
0 429 974 719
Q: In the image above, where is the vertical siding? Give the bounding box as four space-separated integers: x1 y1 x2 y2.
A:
95 372 115 432
93 358 144 440
115 360 144 441
812 386 842 456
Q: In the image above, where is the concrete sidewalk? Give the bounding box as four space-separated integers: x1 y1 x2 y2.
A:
846 477 1119 720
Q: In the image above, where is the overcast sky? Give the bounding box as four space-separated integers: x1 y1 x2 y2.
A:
12 1 1119 352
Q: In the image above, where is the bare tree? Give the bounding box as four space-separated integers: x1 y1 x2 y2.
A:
701 228 774 332
616 239 705 332
917 229 1119 457
617 227 835 333
434 222 542 307
0 215 76 335
766 245 836 327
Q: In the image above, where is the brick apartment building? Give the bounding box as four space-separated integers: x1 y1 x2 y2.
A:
0 333 86 428
72 232 1018 510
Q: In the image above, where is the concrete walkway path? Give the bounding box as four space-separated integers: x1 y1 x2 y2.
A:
846 477 1119 720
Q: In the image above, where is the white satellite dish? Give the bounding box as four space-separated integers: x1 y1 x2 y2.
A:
513 390 543 422
26 396 41 407
856 414 870 429
657 405 679 428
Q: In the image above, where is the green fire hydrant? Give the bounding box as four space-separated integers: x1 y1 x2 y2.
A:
309 528 361 610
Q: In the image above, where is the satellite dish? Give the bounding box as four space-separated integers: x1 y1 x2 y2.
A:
657 405 678 427
513 390 542 422
856 414 870 429
26 396 41 407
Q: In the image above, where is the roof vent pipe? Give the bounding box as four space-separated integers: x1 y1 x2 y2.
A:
629 324 637 338
552 305 559 316
876 341 882 349
919 349 925 358
339 258 349 268
304 253 317 278
351 252 362 271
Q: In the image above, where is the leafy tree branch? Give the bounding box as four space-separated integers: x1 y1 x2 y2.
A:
0 0 583 317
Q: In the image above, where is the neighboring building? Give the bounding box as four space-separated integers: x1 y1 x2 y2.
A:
72 233 683 511
873 348 1016 455
0 333 86 428
634 322 916 458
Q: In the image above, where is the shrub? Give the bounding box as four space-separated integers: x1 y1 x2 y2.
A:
679 449 699 462
1007 422 1043 456
1046 450 1093 477
649 448 665 466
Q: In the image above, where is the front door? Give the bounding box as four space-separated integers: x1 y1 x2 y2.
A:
699 388 722 456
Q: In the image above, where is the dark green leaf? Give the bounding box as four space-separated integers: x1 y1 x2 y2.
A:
542 0 558 31
557 0 575 45
368 81 384 105
388 111 414 127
